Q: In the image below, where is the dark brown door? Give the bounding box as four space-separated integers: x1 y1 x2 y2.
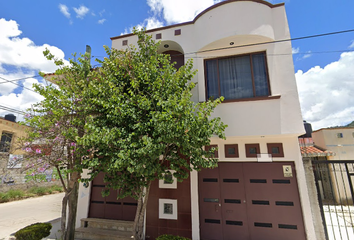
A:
198 162 306 240
88 172 137 221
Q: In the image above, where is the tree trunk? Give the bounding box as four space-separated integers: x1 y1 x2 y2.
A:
61 192 68 238
133 181 151 240
64 181 79 240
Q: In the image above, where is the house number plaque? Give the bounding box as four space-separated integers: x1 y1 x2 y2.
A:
283 165 293 177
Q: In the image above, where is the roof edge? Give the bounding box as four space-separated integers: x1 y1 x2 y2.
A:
111 0 284 41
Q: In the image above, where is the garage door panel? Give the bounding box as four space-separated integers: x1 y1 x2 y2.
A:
89 172 137 221
199 162 306 240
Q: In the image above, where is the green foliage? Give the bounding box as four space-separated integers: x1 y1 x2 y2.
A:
14 222 52 240
4 189 24 199
79 29 227 199
29 186 47 196
156 234 191 240
0 185 63 203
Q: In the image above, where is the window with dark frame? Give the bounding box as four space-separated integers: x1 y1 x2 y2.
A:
245 144 260 158
0 132 13 152
122 40 128 46
205 145 218 158
205 52 270 101
225 144 239 158
267 143 284 157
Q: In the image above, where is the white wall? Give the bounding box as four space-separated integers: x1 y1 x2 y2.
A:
111 1 304 138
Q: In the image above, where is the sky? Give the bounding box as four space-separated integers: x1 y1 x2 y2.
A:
0 0 354 130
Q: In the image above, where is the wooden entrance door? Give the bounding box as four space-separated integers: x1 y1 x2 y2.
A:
198 162 306 240
88 172 137 221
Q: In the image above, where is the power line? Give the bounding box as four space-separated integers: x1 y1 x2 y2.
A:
0 104 26 115
0 75 41 84
0 76 38 94
188 28 354 56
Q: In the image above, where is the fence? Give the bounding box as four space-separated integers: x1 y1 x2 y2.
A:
313 160 354 240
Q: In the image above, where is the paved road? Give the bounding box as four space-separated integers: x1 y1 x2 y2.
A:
0 192 64 239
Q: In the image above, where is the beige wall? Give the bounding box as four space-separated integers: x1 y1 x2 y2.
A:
0 118 29 155
313 128 354 160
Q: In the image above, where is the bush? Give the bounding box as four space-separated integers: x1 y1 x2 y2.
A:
156 234 191 240
6 189 25 199
14 222 52 240
29 186 47 196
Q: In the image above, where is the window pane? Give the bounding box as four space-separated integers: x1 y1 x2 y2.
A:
252 53 269 97
272 147 280 154
205 60 219 99
219 56 253 100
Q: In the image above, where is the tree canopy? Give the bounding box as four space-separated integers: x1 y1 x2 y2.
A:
79 31 226 198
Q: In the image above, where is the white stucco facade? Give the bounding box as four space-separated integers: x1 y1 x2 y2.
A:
78 1 317 239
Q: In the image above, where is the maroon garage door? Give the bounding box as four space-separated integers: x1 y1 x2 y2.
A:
198 162 306 240
88 172 137 221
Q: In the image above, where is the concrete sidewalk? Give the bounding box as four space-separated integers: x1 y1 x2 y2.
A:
0 192 64 239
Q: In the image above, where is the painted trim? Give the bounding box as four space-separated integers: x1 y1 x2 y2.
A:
159 198 178 220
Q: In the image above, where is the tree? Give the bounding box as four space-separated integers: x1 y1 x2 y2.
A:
79 30 227 239
20 51 92 240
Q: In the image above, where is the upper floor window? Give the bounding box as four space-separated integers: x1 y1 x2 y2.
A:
205 52 270 101
337 133 343 138
0 132 13 152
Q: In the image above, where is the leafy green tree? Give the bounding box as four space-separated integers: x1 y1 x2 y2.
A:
79 30 227 239
20 50 92 240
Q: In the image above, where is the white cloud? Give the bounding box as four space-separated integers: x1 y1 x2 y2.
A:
292 47 299 54
73 5 89 19
0 18 68 74
296 51 354 130
99 9 106 17
145 17 163 29
0 18 67 120
0 78 45 122
147 0 219 24
98 19 106 24
121 17 163 35
349 40 354 49
59 4 71 19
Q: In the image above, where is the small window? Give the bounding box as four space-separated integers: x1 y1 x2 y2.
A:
174 29 181 35
267 143 284 157
0 132 13 152
156 33 162 39
163 173 173 184
164 203 173 214
245 144 260 158
225 144 239 158
205 145 218 158
352 132 354 138
122 40 128 46
337 133 343 138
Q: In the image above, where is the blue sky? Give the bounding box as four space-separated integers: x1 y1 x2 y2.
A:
0 0 354 130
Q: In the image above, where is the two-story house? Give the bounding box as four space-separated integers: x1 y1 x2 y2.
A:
76 1 317 239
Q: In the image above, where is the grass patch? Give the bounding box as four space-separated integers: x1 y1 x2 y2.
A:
0 185 64 203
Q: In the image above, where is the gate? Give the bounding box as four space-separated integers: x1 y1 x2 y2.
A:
313 160 354 240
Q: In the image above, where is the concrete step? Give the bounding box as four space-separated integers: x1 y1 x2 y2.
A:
75 227 134 240
80 218 134 232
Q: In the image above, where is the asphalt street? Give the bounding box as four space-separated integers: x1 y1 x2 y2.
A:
0 192 64 239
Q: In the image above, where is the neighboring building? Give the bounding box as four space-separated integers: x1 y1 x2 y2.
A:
312 127 354 160
311 127 354 204
76 1 318 239
0 114 28 184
